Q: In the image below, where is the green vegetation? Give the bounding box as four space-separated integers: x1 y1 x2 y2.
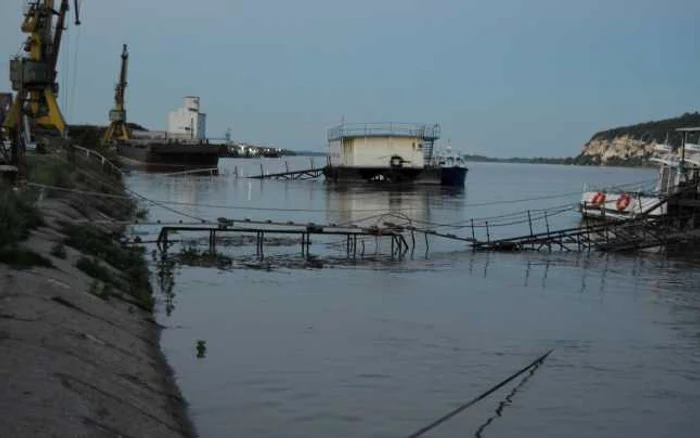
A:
68 123 148 149
0 188 43 248
64 223 153 310
176 246 233 268
0 187 50 269
76 256 114 285
87 279 113 301
462 154 576 165
50 243 67 259
464 113 700 167
589 112 700 147
0 247 53 269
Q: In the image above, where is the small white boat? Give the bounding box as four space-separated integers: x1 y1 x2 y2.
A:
654 143 673 154
683 143 700 153
579 132 700 222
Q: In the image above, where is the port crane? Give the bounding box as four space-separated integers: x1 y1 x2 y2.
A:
3 1 81 138
103 44 131 143
2 1 80 180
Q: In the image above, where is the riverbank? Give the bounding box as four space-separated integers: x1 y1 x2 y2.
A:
0 150 196 437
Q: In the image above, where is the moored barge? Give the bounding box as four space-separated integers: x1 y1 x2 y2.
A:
323 122 467 186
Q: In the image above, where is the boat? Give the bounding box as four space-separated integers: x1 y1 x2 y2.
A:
116 138 220 172
323 122 468 186
579 131 700 221
435 147 468 186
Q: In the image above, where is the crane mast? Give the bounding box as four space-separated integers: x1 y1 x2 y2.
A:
3 0 81 138
103 44 131 143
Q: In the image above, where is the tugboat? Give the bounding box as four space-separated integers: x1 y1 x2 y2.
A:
323 122 467 186
435 144 468 186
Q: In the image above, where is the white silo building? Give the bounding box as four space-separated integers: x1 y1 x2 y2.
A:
167 96 207 141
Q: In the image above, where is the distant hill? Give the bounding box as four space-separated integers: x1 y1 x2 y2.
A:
577 112 700 166
589 112 700 147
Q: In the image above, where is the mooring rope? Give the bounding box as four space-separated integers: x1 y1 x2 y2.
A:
405 349 553 438
474 353 548 437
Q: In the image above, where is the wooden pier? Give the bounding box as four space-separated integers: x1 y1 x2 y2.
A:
467 184 700 253
248 167 325 180
147 179 700 259
247 158 325 180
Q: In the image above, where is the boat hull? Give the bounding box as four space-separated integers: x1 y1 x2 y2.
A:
116 142 220 172
323 166 467 186
440 167 468 187
579 191 666 221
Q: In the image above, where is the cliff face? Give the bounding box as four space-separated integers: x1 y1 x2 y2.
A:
579 135 655 165
577 112 700 166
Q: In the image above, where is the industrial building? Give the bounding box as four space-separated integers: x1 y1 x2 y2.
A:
167 96 206 141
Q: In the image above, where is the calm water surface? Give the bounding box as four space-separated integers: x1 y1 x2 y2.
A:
127 160 700 438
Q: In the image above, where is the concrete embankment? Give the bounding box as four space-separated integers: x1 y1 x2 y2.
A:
0 152 196 438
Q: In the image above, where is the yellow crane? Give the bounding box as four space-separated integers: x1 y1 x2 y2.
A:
103 44 131 143
3 0 81 137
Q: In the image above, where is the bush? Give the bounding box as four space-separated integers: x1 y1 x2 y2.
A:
75 256 114 285
65 224 153 310
0 188 43 249
26 155 77 190
0 247 54 269
50 243 67 259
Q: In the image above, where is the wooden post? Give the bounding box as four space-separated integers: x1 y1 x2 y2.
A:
527 210 534 250
285 161 290 173
544 212 552 252
485 221 491 245
471 219 476 244
260 163 264 178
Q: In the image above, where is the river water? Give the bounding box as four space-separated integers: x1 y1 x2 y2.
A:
126 159 700 438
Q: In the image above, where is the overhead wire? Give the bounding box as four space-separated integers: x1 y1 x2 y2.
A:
32 148 659 235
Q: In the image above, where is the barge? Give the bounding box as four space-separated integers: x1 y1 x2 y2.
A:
323 123 467 186
116 139 220 172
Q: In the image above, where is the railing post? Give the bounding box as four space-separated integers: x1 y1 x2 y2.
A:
544 212 551 251
471 218 476 244
527 210 534 249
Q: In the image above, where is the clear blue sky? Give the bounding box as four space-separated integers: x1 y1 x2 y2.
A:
2 0 699 157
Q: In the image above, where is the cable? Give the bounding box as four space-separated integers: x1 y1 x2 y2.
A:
405 350 553 438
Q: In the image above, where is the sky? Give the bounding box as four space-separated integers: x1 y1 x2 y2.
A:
1 0 699 157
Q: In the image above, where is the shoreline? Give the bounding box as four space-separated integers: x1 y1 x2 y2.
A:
0 151 196 437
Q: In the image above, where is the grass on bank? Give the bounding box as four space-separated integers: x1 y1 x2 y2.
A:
2 151 153 311
65 223 153 310
0 187 52 269
27 151 136 221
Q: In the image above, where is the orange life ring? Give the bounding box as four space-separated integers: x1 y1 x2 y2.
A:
616 193 631 211
591 192 606 207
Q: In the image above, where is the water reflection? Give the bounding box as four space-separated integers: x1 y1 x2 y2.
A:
325 186 465 227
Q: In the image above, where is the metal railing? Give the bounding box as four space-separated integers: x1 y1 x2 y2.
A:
327 123 440 141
